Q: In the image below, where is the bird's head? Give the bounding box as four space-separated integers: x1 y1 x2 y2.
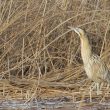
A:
68 26 85 38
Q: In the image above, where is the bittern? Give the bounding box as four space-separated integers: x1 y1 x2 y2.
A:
69 26 110 94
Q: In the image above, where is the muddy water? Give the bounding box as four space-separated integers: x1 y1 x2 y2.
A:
0 98 110 110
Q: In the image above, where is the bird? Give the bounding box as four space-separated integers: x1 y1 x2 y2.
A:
68 26 110 94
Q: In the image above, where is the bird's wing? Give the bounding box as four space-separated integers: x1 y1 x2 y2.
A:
91 55 108 82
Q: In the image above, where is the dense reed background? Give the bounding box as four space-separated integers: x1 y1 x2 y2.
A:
0 0 110 102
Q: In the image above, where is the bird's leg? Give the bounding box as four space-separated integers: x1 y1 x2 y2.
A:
89 82 96 90
96 83 102 95
107 84 109 89
100 82 103 90
89 82 102 95
96 83 100 94
89 82 95 102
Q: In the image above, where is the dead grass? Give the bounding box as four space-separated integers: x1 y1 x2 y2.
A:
0 0 110 103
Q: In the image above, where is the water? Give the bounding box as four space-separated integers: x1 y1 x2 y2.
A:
0 97 110 110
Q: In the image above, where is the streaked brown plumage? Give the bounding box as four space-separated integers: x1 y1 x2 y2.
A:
69 27 110 94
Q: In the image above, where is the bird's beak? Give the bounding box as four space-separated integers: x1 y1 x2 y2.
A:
68 26 81 36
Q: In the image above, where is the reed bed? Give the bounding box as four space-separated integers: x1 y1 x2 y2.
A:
0 0 110 104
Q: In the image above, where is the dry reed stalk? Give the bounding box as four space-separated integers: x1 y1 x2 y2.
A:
0 0 110 104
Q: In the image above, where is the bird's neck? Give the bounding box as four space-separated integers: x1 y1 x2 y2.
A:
80 36 92 64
